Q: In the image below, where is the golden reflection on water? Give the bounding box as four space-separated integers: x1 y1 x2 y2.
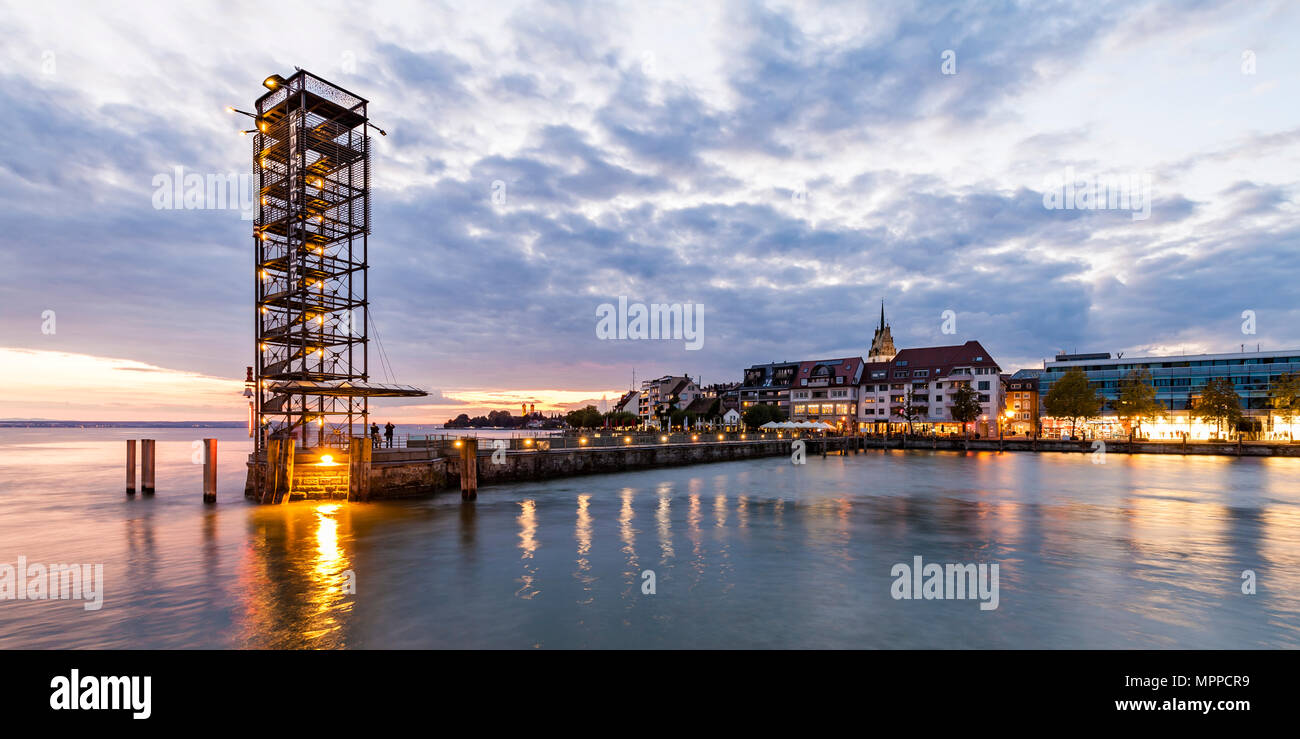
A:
302 503 351 643
574 494 595 603
516 499 539 600
656 487 674 562
237 502 354 649
619 488 638 582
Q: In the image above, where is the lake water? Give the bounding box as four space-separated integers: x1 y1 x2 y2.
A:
1 427 1297 648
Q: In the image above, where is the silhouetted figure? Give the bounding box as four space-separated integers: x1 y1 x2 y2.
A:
384 421 395 448
370 423 380 448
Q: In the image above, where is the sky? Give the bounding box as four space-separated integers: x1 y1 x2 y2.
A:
1 0 1298 421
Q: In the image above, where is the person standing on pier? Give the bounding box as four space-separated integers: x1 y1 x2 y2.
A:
371 422 380 448
384 421 395 448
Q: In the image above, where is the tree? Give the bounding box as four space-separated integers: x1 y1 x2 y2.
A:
900 387 924 436
1192 378 1243 439
1115 367 1164 438
743 403 784 430
1269 372 1300 441
948 382 982 438
565 405 603 429
445 413 470 429
604 411 639 428
1043 367 1102 438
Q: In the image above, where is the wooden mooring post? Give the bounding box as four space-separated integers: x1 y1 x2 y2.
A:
263 437 296 504
202 438 217 503
126 439 136 494
141 439 156 493
349 436 371 502
277 438 295 504
460 437 478 500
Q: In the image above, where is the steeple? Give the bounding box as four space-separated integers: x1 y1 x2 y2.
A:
868 300 897 362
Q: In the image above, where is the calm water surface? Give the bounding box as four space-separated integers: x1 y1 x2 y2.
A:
1 428 1298 648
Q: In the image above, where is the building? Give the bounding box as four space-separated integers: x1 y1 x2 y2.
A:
613 390 639 416
722 408 742 429
683 396 717 426
739 362 799 416
789 357 866 430
867 302 898 362
637 375 699 428
1003 369 1041 436
857 340 1004 436
1039 349 1300 440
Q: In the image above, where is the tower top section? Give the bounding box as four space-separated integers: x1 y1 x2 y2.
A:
868 300 897 362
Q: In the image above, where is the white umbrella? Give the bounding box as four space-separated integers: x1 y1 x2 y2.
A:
759 421 778 429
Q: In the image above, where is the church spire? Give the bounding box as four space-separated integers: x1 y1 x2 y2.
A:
869 299 897 362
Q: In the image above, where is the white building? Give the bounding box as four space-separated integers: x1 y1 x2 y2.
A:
788 357 866 431
857 340 1004 436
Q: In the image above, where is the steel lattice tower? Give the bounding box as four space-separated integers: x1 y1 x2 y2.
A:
252 71 372 452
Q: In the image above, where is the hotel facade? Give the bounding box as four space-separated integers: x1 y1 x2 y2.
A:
789 357 866 429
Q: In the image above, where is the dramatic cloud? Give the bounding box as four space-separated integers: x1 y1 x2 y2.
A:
1 0 1297 419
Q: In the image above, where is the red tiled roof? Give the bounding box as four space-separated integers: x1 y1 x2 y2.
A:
887 341 999 378
794 356 865 384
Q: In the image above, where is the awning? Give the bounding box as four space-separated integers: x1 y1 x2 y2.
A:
264 380 428 398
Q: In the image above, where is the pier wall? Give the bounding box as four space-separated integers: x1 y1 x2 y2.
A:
245 439 791 501
244 436 1300 502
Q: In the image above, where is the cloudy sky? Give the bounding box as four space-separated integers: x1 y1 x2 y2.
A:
2 0 1298 420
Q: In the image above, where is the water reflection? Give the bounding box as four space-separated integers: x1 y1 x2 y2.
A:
656 485 674 562
619 488 638 589
574 494 594 604
4 428 1300 648
237 503 354 648
516 499 538 600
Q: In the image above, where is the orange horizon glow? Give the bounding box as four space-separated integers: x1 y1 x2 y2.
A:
0 347 626 423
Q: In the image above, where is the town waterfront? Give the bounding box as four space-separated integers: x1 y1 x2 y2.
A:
1 427 1298 649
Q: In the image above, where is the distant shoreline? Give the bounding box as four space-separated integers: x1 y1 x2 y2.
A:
0 421 246 428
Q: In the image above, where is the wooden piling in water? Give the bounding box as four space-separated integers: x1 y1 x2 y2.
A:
202 438 217 503
126 439 136 494
263 439 280 504
349 437 371 502
460 437 478 500
141 439 155 493
277 438 295 504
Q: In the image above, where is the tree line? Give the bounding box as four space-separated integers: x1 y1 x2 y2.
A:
444 410 561 429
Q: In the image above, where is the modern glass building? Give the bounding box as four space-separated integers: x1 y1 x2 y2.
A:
1039 349 1300 439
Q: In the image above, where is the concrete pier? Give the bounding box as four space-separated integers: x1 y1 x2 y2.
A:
246 437 797 502
244 435 1300 503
